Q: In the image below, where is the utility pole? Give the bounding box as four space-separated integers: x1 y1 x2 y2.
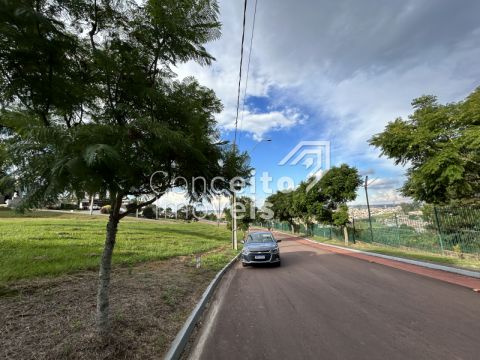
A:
364 176 374 242
217 195 221 228
232 192 238 250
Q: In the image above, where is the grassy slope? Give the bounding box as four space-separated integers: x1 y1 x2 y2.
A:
311 235 480 271
0 209 234 283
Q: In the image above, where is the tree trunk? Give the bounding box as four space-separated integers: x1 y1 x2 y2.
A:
343 225 349 246
89 194 94 215
96 194 122 336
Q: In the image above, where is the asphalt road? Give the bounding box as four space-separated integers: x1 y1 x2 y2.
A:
188 232 480 360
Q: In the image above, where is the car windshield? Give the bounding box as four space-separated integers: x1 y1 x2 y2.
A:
247 233 275 243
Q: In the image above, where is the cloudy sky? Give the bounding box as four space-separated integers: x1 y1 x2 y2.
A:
173 0 480 206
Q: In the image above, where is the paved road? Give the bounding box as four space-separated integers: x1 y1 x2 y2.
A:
188 232 480 360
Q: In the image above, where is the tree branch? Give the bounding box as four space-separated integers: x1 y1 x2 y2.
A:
118 195 159 220
89 0 98 51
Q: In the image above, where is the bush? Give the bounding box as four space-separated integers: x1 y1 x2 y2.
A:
45 204 61 210
204 213 217 221
60 203 78 210
100 205 111 214
142 205 156 219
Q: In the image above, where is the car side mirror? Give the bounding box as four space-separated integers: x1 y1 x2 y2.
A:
241 240 245 244
276 239 282 243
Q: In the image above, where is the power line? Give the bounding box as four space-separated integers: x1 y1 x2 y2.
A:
233 0 249 146
238 0 259 146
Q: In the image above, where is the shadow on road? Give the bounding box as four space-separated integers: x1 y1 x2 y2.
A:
244 250 332 269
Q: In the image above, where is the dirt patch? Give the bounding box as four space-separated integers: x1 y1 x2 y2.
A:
0 258 218 359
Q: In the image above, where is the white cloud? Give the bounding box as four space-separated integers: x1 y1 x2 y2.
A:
369 189 410 205
174 0 480 195
228 109 301 140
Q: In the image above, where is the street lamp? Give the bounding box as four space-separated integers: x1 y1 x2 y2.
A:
249 138 272 154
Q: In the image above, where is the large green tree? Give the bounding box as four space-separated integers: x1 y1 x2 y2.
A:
292 179 330 228
292 164 362 228
0 0 250 335
370 89 480 204
318 164 363 208
266 190 296 229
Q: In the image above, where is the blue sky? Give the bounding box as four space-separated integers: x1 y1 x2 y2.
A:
173 0 480 207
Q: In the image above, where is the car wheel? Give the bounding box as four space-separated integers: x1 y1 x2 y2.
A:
242 262 248 267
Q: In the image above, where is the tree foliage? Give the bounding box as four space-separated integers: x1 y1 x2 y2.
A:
292 179 329 226
177 204 196 220
266 190 295 225
399 201 422 213
224 196 257 232
0 143 15 198
332 204 349 227
318 164 363 207
268 164 362 228
370 88 480 204
0 0 250 335
0 0 247 210
142 205 156 219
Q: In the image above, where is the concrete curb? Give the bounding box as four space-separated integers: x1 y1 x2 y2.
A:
269 229 480 279
163 253 240 360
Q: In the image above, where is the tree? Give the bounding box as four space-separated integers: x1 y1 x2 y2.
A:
318 164 363 208
292 165 362 226
204 212 217 221
289 165 361 237
369 89 480 204
177 204 195 220
319 165 362 243
0 143 15 200
266 191 296 230
399 200 422 214
0 0 250 336
332 204 350 245
142 205 156 219
224 196 257 234
292 179 330 230
332 204 349 226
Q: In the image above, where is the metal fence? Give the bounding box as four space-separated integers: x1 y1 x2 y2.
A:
256 205 480 258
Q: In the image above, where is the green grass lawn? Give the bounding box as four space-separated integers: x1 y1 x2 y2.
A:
0 209 233 284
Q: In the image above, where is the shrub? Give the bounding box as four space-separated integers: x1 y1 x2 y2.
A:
100 205 112 214
60 203 78 210
142 205 156 219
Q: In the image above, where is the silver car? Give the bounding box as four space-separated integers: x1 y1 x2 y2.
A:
241 231 281 267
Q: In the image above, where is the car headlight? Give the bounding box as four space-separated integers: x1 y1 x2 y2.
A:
242 248 250 254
